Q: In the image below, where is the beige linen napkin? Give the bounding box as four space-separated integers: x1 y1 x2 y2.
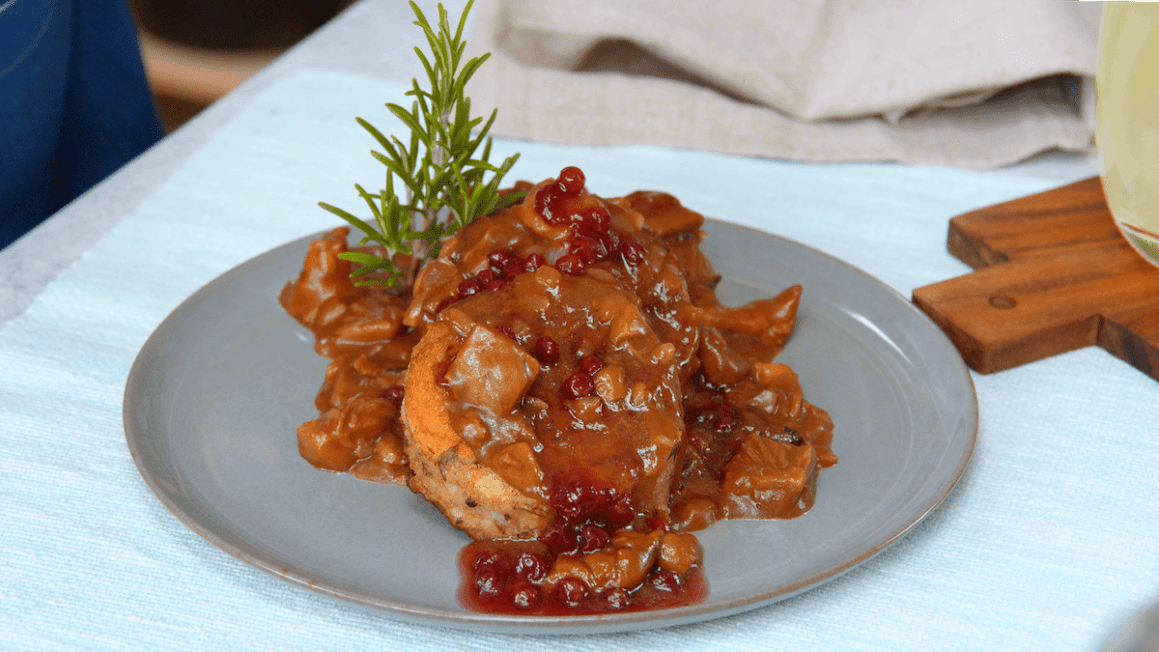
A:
464 0 1100 169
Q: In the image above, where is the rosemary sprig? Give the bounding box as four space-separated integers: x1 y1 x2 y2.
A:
320 0 523 287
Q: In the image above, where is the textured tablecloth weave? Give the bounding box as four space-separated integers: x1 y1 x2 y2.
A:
2 70 1157 651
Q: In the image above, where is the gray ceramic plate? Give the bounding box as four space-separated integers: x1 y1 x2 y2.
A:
124 221 977 634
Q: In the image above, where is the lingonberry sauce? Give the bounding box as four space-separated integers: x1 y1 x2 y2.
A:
533 335 560 365
458 540 708 616
555 252 587 276
577 354 603 376
561 372 595 400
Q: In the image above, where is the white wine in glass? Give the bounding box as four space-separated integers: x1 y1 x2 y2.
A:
1097 2 1159 267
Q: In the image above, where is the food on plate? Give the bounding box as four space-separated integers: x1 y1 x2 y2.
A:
280 0 833 616
281 166 836 614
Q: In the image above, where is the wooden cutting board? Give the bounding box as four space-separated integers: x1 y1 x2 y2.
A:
911 176 1159 380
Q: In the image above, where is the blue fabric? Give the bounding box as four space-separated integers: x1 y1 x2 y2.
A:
0 0 164 250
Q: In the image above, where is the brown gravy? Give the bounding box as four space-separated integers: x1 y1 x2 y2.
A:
280 167 835 615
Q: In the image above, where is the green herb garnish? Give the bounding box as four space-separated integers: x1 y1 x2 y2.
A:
320 0 522 287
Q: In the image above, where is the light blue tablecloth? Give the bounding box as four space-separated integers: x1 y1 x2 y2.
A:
2 70 1157 651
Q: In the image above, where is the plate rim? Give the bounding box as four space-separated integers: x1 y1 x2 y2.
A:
123 219 978 634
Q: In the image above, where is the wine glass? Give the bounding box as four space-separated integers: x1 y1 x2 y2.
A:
1096 2 1159 267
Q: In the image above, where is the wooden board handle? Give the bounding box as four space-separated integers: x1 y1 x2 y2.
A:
912 177 1159 379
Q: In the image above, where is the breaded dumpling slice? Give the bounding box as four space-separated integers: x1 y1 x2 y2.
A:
402 265 685 541
404 319 550 539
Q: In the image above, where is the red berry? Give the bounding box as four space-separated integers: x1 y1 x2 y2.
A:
476 268 497 285
534 336 560 365
523 253 546 272
434 297 454 313
471 549 514 598
539 519 577 555
562 373 595 400
599 230 621 256
651 570 680 593
535 185 564 225
554 578 590 608
484 279 508 292
500 259 525 281
510 582 542 609
580 525 609 553
557 166 585 194
381 385 404 400
604 587 631 611
555 252 586 276
605 495 635 528
457 277 482 299
496 325 516 340
645 516 668 532
473 549 513 575
474 567 510 598
488 250 517 269
549 481 604 523
578 355 603 376
593 207 612 234
513 552 550 582
567 234 601 265
571 206 611 237
621 239 646 266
